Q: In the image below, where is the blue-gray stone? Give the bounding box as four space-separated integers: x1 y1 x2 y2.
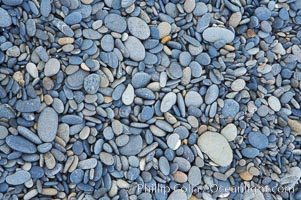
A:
127 168 140 181
6 170 31 185
30 166 45 179
104 14 127 33
119 135 143 156
15 98 40 112
70 169 84 184
41 0 51 17
0 104 15 119
6 135 37 154
222 99 239 118
255 7 271 21
2 0 23 6
0 8 12 28
17 126 42 144
141 106 154 121
241 147 260 158
61 115 83 124
64 12 82 25
248 132 269 149
38 107 58 142
131 72 151 88
84 74 100 94
135 88 155 100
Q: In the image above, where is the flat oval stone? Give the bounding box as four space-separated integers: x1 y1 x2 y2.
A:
205 85 219 104
242 147 260 158
248 132 269 150
268 96 281 112
84 74 100 94
70 169 84 184
78 158 97 169
104 14 127 33
119 135 143 156
128 17 150 40
124 36 145 61
0 8 12 28
16 98 41 113
64 12 82 25
26 63 38 78
221 123 237 142
161 92 177 112
44 58 60 76
6 170 31 185
132 72 151 88
38 107 58 142
197 131 233 166
203 27 235 43
188 166 202 187
101 34 114 52
185 91 203 107
6 135 37 154
122 84 135 105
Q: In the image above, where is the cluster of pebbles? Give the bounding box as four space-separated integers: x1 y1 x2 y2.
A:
1 0 301 199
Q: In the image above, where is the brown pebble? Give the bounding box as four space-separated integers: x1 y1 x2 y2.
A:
247 29 256 37
239 171 253 181
104 96 113 103
161 35 171 44
288 119 301 135
173 171 188 183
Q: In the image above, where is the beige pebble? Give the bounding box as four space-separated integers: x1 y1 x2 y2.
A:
58 37 74 45
221 123 238 142
158 22 171 38
79 126 90 140
44 152 56 170
41 188 58 196
173 171 188 183
229 12 242 28
239 171 253 181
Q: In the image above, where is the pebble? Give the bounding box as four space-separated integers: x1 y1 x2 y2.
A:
242 148 260 158
184 0 196 13
16 98 41 113
119 135 143 156
6 170 31 186
84 74 100 94
221 123 237 141
167 189 187 200
6 135 37 154
0 8 12 27
127 17 150 40
188 166 202 187
70 169 84 184
248 132 269 149
185 91 203 107
268 96 281 112
100 152 115 165
38 107 58 142
158 22 171 38
132 72 151 88
64 12 82 25
44 58 60 76
222 99 239 118
203 27 235 43
229 12 242 27
104 14 127 33
231 79 245 91
205 85 219 104
101 34 114 52
78 158 97 169
122 84 134 105
198 131 233 166
26 63 39 78
161 92 177 112
167 133 181 150
255 7 271 21
124 36 146 61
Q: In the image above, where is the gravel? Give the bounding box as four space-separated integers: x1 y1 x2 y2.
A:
1 0 301 199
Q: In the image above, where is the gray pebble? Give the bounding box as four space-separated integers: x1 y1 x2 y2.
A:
38 107 58 142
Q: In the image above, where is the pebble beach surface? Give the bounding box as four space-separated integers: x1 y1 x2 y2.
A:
1 0 301 200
